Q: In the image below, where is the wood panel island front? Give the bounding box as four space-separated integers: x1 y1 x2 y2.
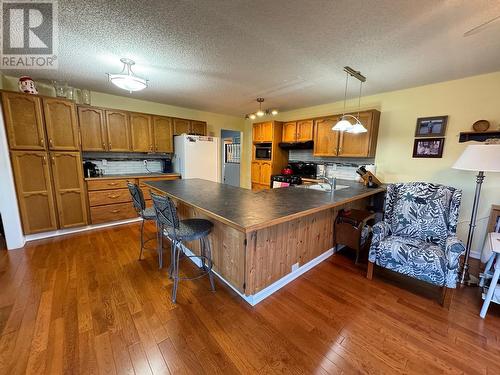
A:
146 179 385 305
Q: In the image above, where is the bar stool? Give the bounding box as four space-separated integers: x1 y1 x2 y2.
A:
127 183 160 266
334 209 375 264
150 191 215 303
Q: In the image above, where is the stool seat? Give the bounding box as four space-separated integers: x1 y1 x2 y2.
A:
141 207 156 220
163 219 213 242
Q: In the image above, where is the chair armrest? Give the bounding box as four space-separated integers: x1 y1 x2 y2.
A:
445 236 466 268
371 221 391 245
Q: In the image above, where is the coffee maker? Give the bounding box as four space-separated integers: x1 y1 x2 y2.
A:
83 161 98 178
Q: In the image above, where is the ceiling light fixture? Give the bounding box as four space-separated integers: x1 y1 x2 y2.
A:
107 58 148 93
333 66 367 134
245 98 278 120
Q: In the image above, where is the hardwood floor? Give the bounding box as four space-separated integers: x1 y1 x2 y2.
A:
0 222 498 374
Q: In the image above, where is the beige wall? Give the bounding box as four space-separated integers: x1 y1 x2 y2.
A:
243 71 500 256
1 75 248 186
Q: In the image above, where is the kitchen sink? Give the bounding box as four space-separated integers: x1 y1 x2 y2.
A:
297 183 350 192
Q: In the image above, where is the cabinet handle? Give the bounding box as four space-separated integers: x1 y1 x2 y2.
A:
150 144 153 151
40 138 45 147
42 155 46 164
102 142 106 149
107 194 119 199
49 138 54 148
110 209 120 213
51 156 55 164
109 142 112 149
108 182 118 186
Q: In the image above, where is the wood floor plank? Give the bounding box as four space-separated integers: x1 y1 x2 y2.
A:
0 223 496 374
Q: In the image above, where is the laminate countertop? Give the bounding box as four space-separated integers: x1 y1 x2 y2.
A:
146 178 385 233
84 173 181 181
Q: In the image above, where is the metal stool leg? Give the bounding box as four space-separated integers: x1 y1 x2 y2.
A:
138 219 145 260
172 241 182 303
204 236 216 291
168 240 177 279
480 254 500 318
157 224 164 269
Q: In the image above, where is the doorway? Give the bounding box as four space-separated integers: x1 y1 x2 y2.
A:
220 129 241 187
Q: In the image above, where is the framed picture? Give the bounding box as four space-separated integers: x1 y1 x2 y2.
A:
415 116 448 137
412 138 445 158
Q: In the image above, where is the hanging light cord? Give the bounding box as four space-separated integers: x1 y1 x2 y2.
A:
342 71 349 117
357 79 363 120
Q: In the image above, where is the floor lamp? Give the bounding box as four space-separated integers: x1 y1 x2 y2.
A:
452 143 500 286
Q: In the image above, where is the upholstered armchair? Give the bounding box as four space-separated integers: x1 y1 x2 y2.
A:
367 182 466 307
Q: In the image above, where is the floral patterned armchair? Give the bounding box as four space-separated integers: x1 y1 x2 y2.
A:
367 182 465 306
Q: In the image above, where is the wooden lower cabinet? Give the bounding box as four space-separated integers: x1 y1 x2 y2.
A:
50 152 88 228
251 160 272 189
10 151 58 234
87 175 180 224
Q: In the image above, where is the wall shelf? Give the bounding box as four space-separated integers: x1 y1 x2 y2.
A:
459 130 500 143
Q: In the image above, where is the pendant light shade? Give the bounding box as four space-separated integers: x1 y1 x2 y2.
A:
108 58 148 93
333 67 367 133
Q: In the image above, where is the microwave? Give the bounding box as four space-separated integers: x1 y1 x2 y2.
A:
255 145 272 160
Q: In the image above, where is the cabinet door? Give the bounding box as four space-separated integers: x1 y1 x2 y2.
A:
153 116 173 153
2 92 46 150
338 112 375 157
43 98 79 150
297 120 313 141
251 161 261 184
313 117 340 156
78 107 107 151
130 113 153 152
252 124 262 143
10 151 57 234
282 122 297 142
105 110 131 151
190 121 207 135
173 118 191 135
260 162 272 185
50 152 88 228
261 122 273 142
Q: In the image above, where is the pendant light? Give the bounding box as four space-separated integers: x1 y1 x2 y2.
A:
108 58 148 93
333 67 367 133
245 98 279 119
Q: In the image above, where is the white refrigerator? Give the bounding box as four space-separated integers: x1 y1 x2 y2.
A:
173 134 220 182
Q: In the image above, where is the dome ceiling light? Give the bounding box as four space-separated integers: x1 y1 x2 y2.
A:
245 98 278 119
332 66 367 134
107 58 148 93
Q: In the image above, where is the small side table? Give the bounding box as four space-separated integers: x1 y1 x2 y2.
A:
334 209 375 264
479 233 500 318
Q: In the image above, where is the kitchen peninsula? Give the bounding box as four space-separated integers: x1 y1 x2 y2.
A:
146 178 385 305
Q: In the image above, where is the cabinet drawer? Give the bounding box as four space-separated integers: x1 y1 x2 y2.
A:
90 202 137 224
87 178 136 191
88 188 131 207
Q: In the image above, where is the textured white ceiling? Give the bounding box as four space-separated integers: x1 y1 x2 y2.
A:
2 0 500 116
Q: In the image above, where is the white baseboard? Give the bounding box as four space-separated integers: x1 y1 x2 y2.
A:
180 242 336 306
24 217 142 243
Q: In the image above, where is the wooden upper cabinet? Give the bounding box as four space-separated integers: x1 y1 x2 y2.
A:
297 120 313 142
43 98 79 150
78 106 107 151
153 116 173 153
190 121 207 136
130 113 153 152
260 162 272 185
50 152 88 228
338 110 380 157
260 122 273 142
313 117 340 156
173 118 190 136
105 110 131 151
10 151 58 234
282 122 297 142
1 92 46 150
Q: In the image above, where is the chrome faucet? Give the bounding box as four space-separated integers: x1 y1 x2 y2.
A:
318 176 337 192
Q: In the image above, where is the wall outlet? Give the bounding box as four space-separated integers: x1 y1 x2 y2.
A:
102 159 107 165
291 262 299 272
143 160 148 166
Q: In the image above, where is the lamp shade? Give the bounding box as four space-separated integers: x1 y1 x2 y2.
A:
452 144 500 172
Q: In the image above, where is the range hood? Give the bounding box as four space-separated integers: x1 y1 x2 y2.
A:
278 140 314 150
